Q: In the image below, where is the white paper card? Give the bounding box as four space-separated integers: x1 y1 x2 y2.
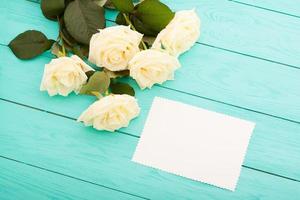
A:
132 97 255 191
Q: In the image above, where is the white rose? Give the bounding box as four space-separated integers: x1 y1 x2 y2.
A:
40 55 94 96
89 25 143 71
152 9 200 57
78 94 140 132
128 49 180 89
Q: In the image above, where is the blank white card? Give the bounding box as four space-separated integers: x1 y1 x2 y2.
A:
132 97 255 191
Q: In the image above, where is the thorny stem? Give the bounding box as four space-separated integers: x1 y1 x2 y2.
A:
122 13 148 50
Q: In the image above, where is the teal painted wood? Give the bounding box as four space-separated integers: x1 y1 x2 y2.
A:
106 0 300 68
2 1 300 122
7 0 300 69
1 101 300 200
1 0 300 199
1 6 300 181
232 0 300 18
0 0 57 45
0 158 142 200
1 43 300 182
28 0 300 19
0 0 114 46
165 44 300 122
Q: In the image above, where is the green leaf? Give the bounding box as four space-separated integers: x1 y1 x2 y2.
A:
103 0 115 9
85 70 96 80
41 0 65 20
58 16 77 47
104 0 143 10
116 12 156 36
130 14 157 36
65 0 73 7
72 46 85 59
110 82 135 96
135 0 174 33
64 0 105 45
142 36 156 47
94 0 109 7
104 68 130 78
116 12 127 25
9 30 54 59
111 0 134 13
79 45 90 58
80 71 110 95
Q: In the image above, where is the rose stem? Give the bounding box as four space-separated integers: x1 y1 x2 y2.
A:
91 91 103 99
122 13 148 50
61 40 66 57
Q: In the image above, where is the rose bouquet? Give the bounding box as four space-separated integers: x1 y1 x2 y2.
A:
9 0 200 132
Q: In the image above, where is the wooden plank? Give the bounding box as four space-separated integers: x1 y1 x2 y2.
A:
167 43 300 122
27 0 300 26
6 0 300 68
230 0 300 18
0 43 300 180
0 0 114 45
1 41 300 180
0 157 142 200
0 0 57 46
2 0 300 122
1 100 300 200
2 31 300 123
1 0 298 198
1 0 300 180
106 0 300 68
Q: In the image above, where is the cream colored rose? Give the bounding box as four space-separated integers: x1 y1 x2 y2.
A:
40 55 94 96
128 49 180 89
152 9 200 57
78 94 140 132
89 25 143 71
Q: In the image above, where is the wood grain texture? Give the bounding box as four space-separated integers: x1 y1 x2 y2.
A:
8 0 300 69
0 0 114 45
1 44 300 182
106 0 300 68
2 1 300 122
0 158 142 200
231 0 300 18
1 0 300 199
0 0 57 45
0 0 299 179
1 100 300 200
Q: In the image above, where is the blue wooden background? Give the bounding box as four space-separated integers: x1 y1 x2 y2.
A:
0 0 300 199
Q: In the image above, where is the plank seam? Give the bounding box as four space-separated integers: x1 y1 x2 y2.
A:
0 155 150 200
0 97 139 138
242 165 300 183
228 0 300 19
27 0 300 20
196 42 300 70
17 1 300 70
2 41 300 125
1 97 300 183
1 80 300 125
157 85 300 124
115 20 300 71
